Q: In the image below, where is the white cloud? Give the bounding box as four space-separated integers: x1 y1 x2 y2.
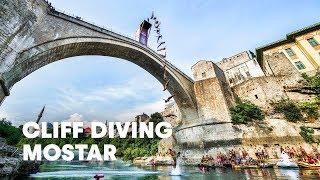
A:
48 75 169 122
63 113 84 122
55 76 166 106
63 113 92 128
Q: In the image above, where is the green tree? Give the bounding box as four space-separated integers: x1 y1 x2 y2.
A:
299 101 319 120
301 71 320 99
230 99 264 124
299 126 315 143
0 118 22 145
150 112 164 125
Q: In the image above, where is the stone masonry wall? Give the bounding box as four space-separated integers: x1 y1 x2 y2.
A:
263 52 300 77
192 61 232 123
216 51 251 70
232 76 287 110
177 119 320 165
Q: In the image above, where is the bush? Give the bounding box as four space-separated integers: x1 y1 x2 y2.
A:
301 71 320 88
0 118 22 146
123 148 132 160
302 71 320 99
299 126 314 143
299 101 319 119
273 98 303 122
230 99 264 124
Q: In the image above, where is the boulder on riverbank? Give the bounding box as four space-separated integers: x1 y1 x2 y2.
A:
133 155 173 166
0 137 40 177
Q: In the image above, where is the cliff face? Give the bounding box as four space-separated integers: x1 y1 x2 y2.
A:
0 137 40 177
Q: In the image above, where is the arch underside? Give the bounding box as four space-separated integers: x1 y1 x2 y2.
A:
3 37 199 123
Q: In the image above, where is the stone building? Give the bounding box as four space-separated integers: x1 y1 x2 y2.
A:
173 22 320 165
161 102 182 128
256 22 320 76
217 51 265 87
186 22 320 120
134 113 150 123
191 61 234 123
188 51 265 122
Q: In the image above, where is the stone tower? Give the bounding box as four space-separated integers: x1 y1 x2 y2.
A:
191 60 234 123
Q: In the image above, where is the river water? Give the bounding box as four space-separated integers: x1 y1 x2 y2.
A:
10 160 320 180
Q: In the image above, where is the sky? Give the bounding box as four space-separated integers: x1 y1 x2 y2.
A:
0 0 319 126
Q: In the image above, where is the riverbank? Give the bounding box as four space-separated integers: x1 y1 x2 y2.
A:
133 155 174 166
0 137 40 177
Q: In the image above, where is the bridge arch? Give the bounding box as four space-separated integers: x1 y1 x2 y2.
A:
2 36 199 124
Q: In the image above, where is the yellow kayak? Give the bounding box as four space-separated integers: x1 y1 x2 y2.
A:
234 165 259 169
298 161 320 169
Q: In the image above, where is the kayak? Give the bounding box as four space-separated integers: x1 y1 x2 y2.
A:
234 165 259 169
260 163 274 168
298 161 320 169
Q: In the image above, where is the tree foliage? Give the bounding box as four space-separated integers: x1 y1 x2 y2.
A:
299 101 319 119
0 118 22 146
150 112 163 125
301 71 320 88
273 98 303 122
302 71 320 99
230 99 264 124
299 126 315 144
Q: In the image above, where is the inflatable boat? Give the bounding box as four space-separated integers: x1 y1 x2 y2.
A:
276 152 298 168
298 161 320 169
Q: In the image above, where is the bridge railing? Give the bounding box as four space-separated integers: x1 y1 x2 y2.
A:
45 4 194 82
48 8 133 39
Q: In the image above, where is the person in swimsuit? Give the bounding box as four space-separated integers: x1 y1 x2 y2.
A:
169 149 180 168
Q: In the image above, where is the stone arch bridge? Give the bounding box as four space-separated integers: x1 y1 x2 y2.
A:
0 0 198 123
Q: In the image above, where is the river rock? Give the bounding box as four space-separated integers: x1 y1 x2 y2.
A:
0 137 40 177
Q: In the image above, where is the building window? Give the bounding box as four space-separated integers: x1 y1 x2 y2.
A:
202 72 206 78
285 48 295 56
307 37 318 47
295 61 305 70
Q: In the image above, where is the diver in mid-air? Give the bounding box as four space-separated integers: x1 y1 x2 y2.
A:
163 95 175 103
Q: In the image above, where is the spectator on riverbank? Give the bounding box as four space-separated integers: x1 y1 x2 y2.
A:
201 155 205 163
254 148 260 159
199 144 320 168
280 146 284 153
242 148 247 159
217 153 222 165
263 148 269 159
312 145 319 159
300 146 307 156
236 156 242 165
209 155 214 166
289 147 296 158
272 148 278 159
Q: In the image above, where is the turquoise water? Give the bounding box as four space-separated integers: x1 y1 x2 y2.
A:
10 161 320 179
